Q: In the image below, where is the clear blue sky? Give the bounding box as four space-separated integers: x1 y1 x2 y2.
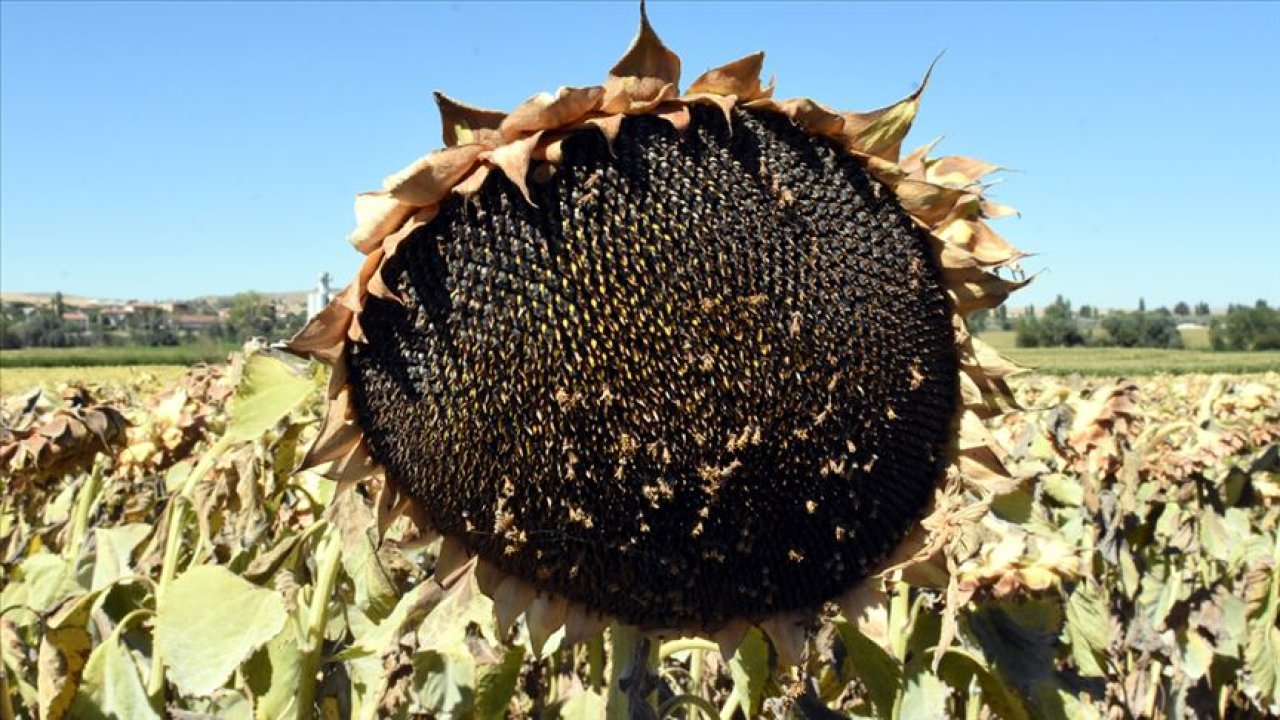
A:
2 1 1277 310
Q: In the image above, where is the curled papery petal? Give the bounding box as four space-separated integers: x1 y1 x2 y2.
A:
712 619 751 660
452 164 491 199
286 299 352 364
329 440 380 493
759 613 807 668
840 55 938 162
434 536 471 585
970 337 1024 380
562 605 608 646
958 340 1022 417
957 446 1018 496
900 137 944 177
686 51 767 100
434 91 506 147
895 179 967 227
602 0 681 111
366 262 402 305
383 206 439 259
487 131 544 206
926 155 1001 187
837 583 890 649
298 387 360 469
384 144 487 206
493 576 536 636
981 200 1020 219
944 265 1030 316
473 559 505 596
684 93 738 129
579 113 626 147
340 247 387 343
375 479 409 538
501 87 604 141
653 102 692 132
937 219 1024 267
748 97 845 137
526 594 569 657
349 192 415 254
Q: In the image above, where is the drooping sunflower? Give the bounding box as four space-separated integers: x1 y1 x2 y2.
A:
289 4 1028 663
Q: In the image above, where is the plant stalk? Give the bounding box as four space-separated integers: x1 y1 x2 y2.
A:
66 466 103 561
688 649 704 720
147 436 231 700
588 634 606 692
296 525 344 719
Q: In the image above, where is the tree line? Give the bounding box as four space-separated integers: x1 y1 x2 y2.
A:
0 292 307 350
970 297 1280 350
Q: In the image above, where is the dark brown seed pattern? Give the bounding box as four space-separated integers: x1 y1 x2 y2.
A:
349 107 958 627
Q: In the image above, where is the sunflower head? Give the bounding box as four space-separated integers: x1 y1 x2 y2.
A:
290 3 1028 660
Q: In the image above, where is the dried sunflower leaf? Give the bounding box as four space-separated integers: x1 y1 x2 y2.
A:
155 565 288 697
727 627 769 719
69 625 161 720
833 620 900 718
1064 583 1109 677
473 645 523 720
898 664 949 719
224 352 316 445
37 592 100 720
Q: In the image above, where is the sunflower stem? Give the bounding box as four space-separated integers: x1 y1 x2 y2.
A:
147 436 231 701
65 465 103 562
296 524 342 719
587 634 606 692
605 623 658 720
687 649 705 720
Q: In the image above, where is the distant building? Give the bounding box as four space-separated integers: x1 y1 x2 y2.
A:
60 311 90 330
307 273 333 319
173 313 220 331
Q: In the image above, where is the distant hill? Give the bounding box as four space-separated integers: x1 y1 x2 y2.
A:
2 290 309 311
0 292 103 308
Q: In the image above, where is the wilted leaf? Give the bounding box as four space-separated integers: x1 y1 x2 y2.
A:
412 648 475 717
90 524 151 591
223 352 315 444
244 621 305 720
1064 583 1109 677
331 490 400 621
1041 474 1083 507
938 648 1030 720
473 645 523 720
560 688 607 720
1244 549 1280 706
728 627 769 718
833 620 901 718
12 554 82 615
967 598 1064 710
242 530 308 585
1179 628 1214 682
416 575 494 654
37 593 99 720
155 565 287 696
899 664 949 719
70 625 162 720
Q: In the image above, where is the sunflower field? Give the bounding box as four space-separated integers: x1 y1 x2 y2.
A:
2 348 1277 719
5 5 1280 718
